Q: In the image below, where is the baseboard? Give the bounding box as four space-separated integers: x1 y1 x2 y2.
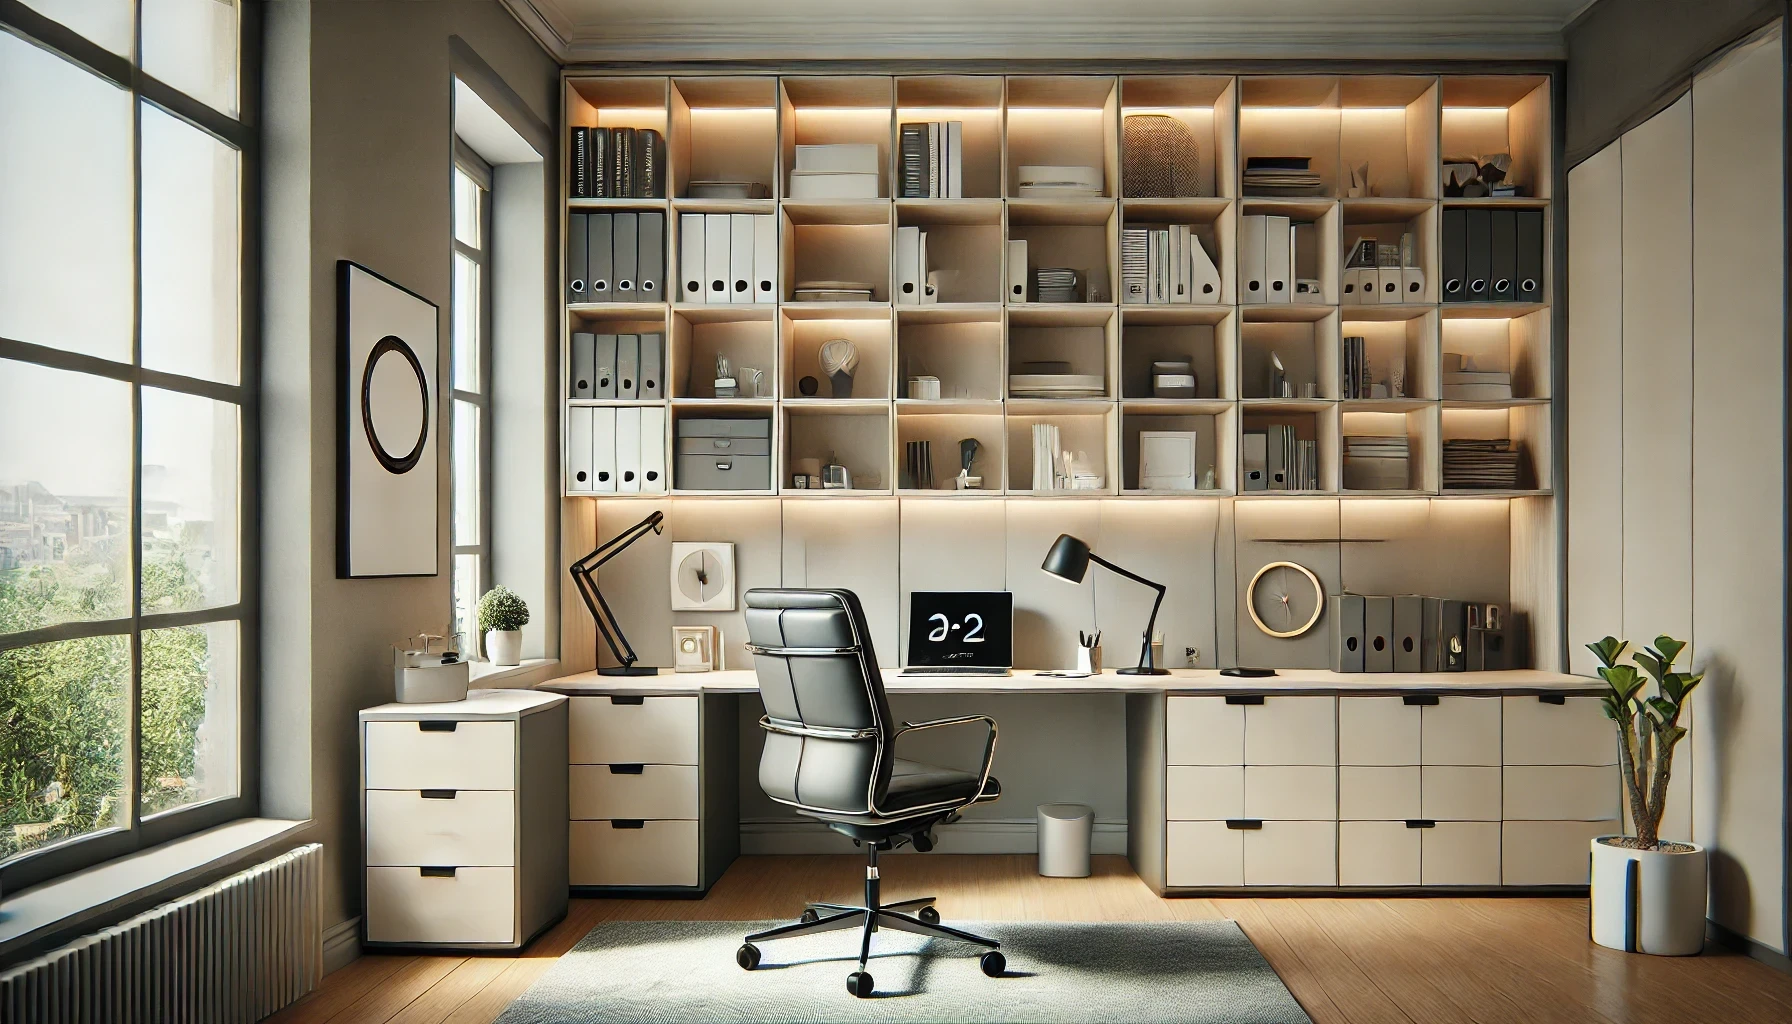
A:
740 817 1127 856
323 916 361 975
1707 919 1792 974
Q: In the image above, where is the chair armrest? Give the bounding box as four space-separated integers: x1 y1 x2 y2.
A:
894 716 999 797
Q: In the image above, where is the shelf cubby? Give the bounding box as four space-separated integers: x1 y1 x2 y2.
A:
1241 307 1340 399
895 76 1005 199
1338 76 1439 200
895 407 1006 494
1119 75 1238 199
1120 198 1234 305
1440 307 1551 400
1007 199 1120 304
1441 75 1552 200
670 306 777 399
895 200 1005 304
1238 197 1341 305
567 77 670 138
1439 403 1550 493
895 307 1004 401
1007 305 1117 401
1239 76 1340 199
669 77 778 201
1341 406 1438 493
1121 405 1235 494
1340 308 1438 401
668 405 778 496
1120 305 1235 400
1005 404 1116 496
1240 404 1338 493
779 76 894 200
780 306 893 401
1005 76 1119 199
1340 200 1439 304
783 404 892 493
780 202 892 303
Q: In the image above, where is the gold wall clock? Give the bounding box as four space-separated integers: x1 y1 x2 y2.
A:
1246 560 1324 638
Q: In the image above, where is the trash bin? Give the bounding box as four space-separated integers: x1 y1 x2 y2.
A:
1036 803 1094 877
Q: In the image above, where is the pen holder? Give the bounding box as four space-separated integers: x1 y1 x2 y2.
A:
1076 646 1102 675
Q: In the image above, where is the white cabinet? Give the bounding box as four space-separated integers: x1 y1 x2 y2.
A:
570 764 700 820
570 820 701 886
1503 696 1616 766
1503 765 1620 820
1340 766 1420 820
568 695 700 764
1166 820 1244 887
1422 766 1502 821
365 866 516 944
1244 821 1337 886
1243 765 1336 820
1502 819 1617 885
365 789 517 867
1245 696 1336 766
1340 821 1420 886
1338 697 1419 766
1166 766 1243 820
364 721 517 791
1421 697 1502 766
1166 696 1244 765
1422 822 1502 885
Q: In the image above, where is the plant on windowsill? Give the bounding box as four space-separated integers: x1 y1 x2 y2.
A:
478 586 530 668
1584 634 1706 955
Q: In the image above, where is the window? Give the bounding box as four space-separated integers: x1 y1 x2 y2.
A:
450 150 493 653
1 3 252 891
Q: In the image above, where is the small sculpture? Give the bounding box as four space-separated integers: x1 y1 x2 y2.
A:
818 338 859 398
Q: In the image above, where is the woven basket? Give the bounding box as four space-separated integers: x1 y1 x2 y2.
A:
1123 115 1203 198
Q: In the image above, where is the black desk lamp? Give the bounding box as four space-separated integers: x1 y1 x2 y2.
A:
570 510 664 676
1041 533 1169 675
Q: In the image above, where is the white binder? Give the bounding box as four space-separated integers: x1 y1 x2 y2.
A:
1239 215 1267 303
729 213 755 302
753 215 777 303
616 407 642 494
946 121 963 198
1377 266 1403 304
1265 214 1292 303
895 226 921 304
1170 224 1191 303
704 214 731 303
1401 267 1426 302
1190 233 1223 302
639 406 666 493
568 407 594 492
1341 266 1367 302
592 406 617 492
679 213 705 303
1007 239 1028 301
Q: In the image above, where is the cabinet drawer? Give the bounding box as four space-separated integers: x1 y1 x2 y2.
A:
1246 697 1336 766
1503 765 1619 820
1338 697 1418 766
570 764 699 820
1422 766 1501 821
365 789 515 867
569 696 699 765
1340 766 1419 821
1339 821 1419 886
1422 822 1502 886
366 866 514 944
1165 766 1242 820
1502 819 1616 885
364 721 515 791
1243 765 1336 821
1244 821 1337 886
570 819 700 886
1166 696 1243 766
1503 696 1615 766
1165 820 1244 887
1421 697 1501 766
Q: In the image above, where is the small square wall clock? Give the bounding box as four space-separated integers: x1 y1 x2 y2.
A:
670 542 735 611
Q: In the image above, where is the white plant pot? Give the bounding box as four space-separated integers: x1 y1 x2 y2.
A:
1589 836 1707 955
485 629 523 667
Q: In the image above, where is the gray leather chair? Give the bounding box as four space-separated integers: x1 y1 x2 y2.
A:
736 588 1007 998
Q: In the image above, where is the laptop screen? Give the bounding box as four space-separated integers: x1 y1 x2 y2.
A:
906 592 1013 668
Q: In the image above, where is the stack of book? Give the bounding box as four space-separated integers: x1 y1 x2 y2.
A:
1031 422 1064 491
1016 165 1102 198
1442 439 1523 489
788 144 881 199
898 122 965 198
1121 225 1223 304
1441 354 1513 400
1032 267 1083 303
1343 435 1411 490
570 127 666 199
1243 156 1322 196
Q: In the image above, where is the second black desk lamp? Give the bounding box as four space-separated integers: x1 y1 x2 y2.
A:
570 510 664 676
1041 533 1170 675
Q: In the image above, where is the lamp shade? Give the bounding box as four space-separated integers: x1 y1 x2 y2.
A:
1041 534 1092 583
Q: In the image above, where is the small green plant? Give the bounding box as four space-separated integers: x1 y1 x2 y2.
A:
1586 635 1703 850
477 586 530 634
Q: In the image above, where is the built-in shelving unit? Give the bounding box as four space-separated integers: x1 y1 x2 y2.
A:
562 73 1555 500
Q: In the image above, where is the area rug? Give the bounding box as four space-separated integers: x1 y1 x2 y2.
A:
494 918 1312 1023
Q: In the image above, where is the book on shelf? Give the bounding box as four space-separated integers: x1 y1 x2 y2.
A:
1441 369 1513 401
569 126 666 199
1264 423 1317 490
898 121 965 198
1442 438 1523 489
1123 224 1219 304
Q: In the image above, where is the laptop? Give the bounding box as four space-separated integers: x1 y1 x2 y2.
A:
899 591 1013 677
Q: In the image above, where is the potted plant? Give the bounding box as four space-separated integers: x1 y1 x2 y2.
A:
477 586 529 667
1585 635 1706 955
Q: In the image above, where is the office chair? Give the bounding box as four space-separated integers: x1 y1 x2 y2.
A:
737 588 1007 998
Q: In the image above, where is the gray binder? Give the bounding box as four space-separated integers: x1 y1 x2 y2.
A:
587 213 613 300
616 333 640 398
571 332 595 398
1242 431 1267 491
1331 594 1365 673
1392 596 1424 673
613 212 639 301
637 212 665 303
1421 597 1442 672
593 334 617 398
567 213 588 304
1439 599 1469 672
1364 596 1394 673
639 332 663 399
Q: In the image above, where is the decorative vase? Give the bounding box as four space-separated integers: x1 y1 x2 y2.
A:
1589 836 1707 955
485 629 523 667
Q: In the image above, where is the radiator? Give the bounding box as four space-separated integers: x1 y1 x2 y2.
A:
1 843 323 1024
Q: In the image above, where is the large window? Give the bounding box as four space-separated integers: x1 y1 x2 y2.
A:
1 1 252 890
451 150 492 653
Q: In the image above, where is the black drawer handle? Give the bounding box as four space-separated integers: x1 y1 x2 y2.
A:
419 866 457 877
611 695 645 706
1403 694 1439 706
1225 819 1263 830
1225 694 1265 706
1539 693 1567 705
419 720 457 732
610 764 645 775
420 789 456 800
1405 820 1437 829
611 819 646 829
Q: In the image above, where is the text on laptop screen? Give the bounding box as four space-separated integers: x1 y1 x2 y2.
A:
906 592 1013 668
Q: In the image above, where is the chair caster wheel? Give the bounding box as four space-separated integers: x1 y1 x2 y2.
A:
736 943 761 971
847 970 875 998
980 951 1006 977
919 906 940 925
800 908 820 924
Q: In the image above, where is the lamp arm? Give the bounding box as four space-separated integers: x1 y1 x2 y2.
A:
1088 552 1168 671
569 511 665 669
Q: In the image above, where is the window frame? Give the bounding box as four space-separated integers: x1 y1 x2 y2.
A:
0 0 259 894
451 140 494 653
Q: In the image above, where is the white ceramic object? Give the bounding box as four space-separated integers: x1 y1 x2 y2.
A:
486 629 523 668
1589 835 1707 955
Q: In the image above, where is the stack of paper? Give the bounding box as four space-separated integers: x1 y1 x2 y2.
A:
1032 268 1083 303
1007 373 1104 398
898 122 965 198
789 144 881 199
1259 424 1318 490
1032 422 1063 491
1017 165 1102 198
1343 435 1411 490
1442 439 1523 489
1441 370 1513 401
1244 156 1322 196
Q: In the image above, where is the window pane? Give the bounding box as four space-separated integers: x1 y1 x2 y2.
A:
453 553 479 656
0 634 131 864
142 620 238 815
142 104 241 385
141 0 240 117
453 400 480 547
452 253 480 391
141 388 240 613
453 169 480 248
18 1 134 56
0 361 133 630
0 33 133 361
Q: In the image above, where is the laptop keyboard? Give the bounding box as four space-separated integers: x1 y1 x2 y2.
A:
898 666 1010 676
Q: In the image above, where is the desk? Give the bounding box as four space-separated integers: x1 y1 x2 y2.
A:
536 667 1610 896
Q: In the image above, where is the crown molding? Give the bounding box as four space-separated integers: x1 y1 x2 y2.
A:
501 5 1567 64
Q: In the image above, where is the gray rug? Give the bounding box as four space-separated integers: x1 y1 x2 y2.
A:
495 919 1312 1023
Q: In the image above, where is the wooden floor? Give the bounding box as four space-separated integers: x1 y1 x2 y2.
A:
269 855 1792 1024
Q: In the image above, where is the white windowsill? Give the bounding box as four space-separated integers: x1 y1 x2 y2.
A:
468 657 559 688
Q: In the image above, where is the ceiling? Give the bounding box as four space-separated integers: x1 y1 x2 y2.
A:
502 0 1593 63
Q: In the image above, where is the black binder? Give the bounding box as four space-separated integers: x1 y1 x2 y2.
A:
637 212 665 303
570 127 591 198
1463 209 1491 301
1489 210 1517 301
567 213 588 304
1441 208 1466 303
1516 210 1544 303
590 127 611 198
